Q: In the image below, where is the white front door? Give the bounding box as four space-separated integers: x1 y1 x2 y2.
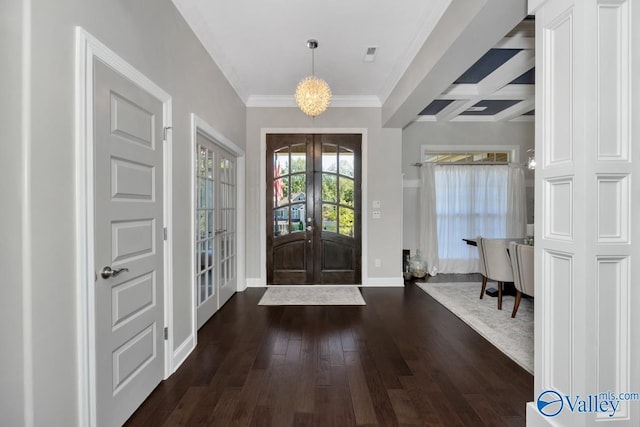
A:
93 58 165 427
195 132 237 328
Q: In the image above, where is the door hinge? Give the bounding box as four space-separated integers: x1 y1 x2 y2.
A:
163 227 168 240
164 327 168 340
163 126 172 141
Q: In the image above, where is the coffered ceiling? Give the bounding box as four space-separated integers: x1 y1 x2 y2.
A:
172 0 533 124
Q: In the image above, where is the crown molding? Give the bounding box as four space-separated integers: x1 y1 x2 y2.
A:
246 95 382 108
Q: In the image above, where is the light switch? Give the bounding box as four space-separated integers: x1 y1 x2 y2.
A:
372 211 381 219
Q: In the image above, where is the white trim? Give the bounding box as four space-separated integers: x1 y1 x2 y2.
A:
246 95 382 108
21 0 33 425
403 179 420 188
171 334 195 372
75 27 173 427
246 278 267 288
363 277 405 287
260 128 368 286
189 114 246 339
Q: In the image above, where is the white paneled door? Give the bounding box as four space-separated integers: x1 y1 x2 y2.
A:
529 0 639 426
93 58 165 427
195 131 237 329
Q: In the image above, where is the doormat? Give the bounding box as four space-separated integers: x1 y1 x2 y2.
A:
258 285 366 306
416 282 533 373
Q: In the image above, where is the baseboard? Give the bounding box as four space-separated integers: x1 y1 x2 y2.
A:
527 401 555 426
172 334 195 373
363 277 405 287
246 278 266 287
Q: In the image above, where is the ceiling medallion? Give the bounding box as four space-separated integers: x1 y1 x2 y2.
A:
294 39 331 117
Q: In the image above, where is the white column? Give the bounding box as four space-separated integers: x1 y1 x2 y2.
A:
528 0 640 425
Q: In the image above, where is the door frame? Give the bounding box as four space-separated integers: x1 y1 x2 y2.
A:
257 128 368 286
190 114 246 336
74 28 173 427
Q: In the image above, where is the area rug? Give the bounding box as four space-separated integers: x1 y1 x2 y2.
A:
258 285 366 306
416 282 533 373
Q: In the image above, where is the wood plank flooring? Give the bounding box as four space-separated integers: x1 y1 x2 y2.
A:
125 281 533 426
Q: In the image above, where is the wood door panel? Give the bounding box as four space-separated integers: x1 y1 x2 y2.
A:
322 240 354 270
274 239 307 270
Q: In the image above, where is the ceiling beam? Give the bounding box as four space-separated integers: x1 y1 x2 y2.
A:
381 0 529 128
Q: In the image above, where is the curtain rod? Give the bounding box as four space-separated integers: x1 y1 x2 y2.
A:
413 162 510 167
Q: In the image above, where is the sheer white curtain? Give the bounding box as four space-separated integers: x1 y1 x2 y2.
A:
506 163 527 238
418 163 527 274
418 163 439 275
434 164 509 274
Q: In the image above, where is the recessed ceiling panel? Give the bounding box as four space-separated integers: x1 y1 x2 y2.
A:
419 99 455 115
511 68 536 84
461 100 521 115
454 48 522 84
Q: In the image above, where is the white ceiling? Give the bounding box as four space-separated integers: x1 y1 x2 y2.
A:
172 0 533 123
172 0 452 106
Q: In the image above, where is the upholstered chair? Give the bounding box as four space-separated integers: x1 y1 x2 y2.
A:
482 238 514 310
509 241 534 318
476 236 489 299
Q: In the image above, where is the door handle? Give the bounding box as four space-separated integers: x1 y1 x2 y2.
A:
100 266 129 279
306 225 313 231
214 229 227 235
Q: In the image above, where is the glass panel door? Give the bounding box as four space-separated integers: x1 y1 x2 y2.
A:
195 132 238 328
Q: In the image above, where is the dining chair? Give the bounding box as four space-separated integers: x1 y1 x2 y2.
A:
481 238 514 310
508 241 534 318
476 236 489 299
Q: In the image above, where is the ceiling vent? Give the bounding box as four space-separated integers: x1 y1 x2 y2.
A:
364 46 377 62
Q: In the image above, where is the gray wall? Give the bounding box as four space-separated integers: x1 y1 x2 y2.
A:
246 107 404 283
5 0 246 424
1 2 27 426
401 121 535 251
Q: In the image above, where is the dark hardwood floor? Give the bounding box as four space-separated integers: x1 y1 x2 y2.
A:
125 280 533 426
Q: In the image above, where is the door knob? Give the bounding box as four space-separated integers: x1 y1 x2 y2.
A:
100 266 129 279
306 225 313 231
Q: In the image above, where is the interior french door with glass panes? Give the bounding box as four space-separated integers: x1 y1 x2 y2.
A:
195 131 237 329
266 134 361 285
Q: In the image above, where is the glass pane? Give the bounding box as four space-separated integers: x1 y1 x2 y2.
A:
198 178 205 208
290 203 306 233
207 211 213 238
221 236 225 258
198 211 206 240
274 207 289 236
206 150 214 179
206 179 213 208
198 147 206 177
290 174 306 201
274 177 288 206
339 147 354 177
339 207 355 237
322 204 337 233
274 147 289 176
322 144 338 172
322 174 337 202
199 273 206 304
207 240 214 269
339 176 354 207
291 144 306 173
207 269 213 298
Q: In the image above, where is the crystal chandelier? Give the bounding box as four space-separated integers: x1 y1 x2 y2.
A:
295 39 331 117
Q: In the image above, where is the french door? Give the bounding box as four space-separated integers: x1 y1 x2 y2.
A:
195 131 237 329
266 134 362 285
